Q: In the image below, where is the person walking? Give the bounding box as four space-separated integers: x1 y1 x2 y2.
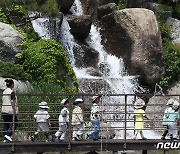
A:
52 98 69 142
161 98 174 140
86 95 105 141
167 100 180 141
31 101 51 142
133 98 149 140
72 98 84 141
1 79 19 142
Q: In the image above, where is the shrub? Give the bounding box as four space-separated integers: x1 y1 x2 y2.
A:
0 61 31 80
17 39 78 92
116 0 126 10
160 38 180 87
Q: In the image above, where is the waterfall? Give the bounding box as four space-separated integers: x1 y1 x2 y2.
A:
31 0 160 140
70 0 83 16
31 17 51 39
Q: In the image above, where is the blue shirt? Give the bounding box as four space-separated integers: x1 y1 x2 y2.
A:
168 111 179 122
162 106 174 125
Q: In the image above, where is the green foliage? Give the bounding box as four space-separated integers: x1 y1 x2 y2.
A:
40 0 59 17
160 38 180 87
0 8 8 23
158 20 171 38
23 23 40 42
18 39 78 92
0 0 59 18
8 5 28 18
0 61 31 80
116 0 126 10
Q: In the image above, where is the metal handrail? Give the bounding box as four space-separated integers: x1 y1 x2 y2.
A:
0 93 179 152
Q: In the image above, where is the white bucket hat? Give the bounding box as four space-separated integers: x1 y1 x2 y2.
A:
134 98 145 109
39 101 49 109
75 98 83 102
61 98 68 105
166 98 174 106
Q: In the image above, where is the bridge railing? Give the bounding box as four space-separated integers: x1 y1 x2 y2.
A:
0 93 179 145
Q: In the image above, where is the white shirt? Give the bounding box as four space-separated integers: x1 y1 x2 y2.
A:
90 103 101 121
2 88 17 114
34 109 50 122
58 107 69 125
72 106 83 125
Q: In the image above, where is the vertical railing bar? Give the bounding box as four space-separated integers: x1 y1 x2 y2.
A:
68 95 72 151
124 95 127 150
28 96 31 139
11 97 16 153
133 95 136 136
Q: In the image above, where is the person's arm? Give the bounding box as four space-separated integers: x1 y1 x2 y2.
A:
144 115 149 120
48 119 51 126
11 92 19 115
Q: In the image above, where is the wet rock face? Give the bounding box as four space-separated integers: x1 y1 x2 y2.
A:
101 8 165 87
0 22 24 63
67 15 92 40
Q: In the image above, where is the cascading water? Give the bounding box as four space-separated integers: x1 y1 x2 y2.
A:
31 0 160 143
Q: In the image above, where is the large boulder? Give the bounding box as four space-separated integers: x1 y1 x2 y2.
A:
73 43 99 68
67 15 92 40
0 22 24 63
101 8 165 87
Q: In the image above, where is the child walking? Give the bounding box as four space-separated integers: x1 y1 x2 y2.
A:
31 101 50 142
72 98 84 141
161 98 174 140
87 95 105 141
52 98 69 142
167 100 179 141
134 98 149 140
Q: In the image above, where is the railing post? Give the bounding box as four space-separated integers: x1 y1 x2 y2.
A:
11 97 16 153
68 96 72 151
28 96 31 139
142 150 147 154
124 95 127 150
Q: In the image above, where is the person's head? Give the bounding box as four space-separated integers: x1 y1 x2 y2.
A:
61 98 69 107
166 98 174 107
39 101 49 110
73 98 84 106
5 79 14 89
92 95 101 104
172 100 179 111
134 98 145 109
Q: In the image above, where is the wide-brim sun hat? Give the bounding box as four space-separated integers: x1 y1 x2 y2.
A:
166 98 174 105
75 98 83 102
61 98 68 105
39 101 49 109
73 98 84 105
134 98 145 109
